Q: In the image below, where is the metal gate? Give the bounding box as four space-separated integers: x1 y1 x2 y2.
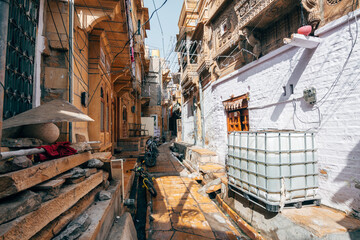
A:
4 0 39 119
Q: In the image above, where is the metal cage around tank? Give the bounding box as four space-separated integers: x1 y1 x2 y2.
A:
227 131 320 212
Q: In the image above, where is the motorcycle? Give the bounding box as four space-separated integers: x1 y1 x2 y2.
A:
144 137 158 167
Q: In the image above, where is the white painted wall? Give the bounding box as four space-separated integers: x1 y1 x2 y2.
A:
141 117 155 136
181 10 360 214
182 99 195 144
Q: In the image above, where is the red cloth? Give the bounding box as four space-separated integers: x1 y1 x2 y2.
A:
37 142 77 161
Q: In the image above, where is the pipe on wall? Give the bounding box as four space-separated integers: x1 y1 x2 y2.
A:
68 0 74 142
0 0 9 144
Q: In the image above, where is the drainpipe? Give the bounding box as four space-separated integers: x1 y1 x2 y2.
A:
0 0 9 144
68 0 74 142
193 95 197 145
33 0 45 108
199 81 205 148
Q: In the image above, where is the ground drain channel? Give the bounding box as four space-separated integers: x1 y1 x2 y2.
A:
133 174 148 240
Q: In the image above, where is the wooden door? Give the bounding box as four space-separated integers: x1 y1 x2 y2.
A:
227 111 242 132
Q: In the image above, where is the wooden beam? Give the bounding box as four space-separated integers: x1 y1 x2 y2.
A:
31 185 103 240
0 152 91 200
0 171 104 240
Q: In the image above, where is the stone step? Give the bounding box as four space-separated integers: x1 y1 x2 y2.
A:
199 163 226 174
106 212 137 240
78 159 137 240
0 152 92 200
0 170 104 240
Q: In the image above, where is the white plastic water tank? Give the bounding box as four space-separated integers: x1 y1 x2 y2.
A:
227 131 319 208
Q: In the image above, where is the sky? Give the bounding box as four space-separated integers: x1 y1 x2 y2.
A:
143 0 183 72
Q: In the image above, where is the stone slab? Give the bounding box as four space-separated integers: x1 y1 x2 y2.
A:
199 163 225 174
33 179 65 190
106 212 137 240
282 206 360 238
92 152 112 163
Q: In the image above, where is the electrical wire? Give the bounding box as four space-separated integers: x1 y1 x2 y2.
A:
151 0 165 56
47 0 88 93
316 8 358 107
53 0 89 91
112 0 169 65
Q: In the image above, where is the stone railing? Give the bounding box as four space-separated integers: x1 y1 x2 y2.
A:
181 63 198 87
234 0 276 29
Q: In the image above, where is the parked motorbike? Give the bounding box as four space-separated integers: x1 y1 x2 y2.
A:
144 137 158 167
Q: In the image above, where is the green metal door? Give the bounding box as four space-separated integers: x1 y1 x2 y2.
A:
4 0 39 119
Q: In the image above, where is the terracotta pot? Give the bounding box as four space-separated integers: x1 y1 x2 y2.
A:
23 123 60 143
298 25 312 36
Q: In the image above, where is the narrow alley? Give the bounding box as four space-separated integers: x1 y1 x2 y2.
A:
142 143 247 240
1 0 360 239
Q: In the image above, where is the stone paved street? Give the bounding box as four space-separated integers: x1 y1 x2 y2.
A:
145 143 247 240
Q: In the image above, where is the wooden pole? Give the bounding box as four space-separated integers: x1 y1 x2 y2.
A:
0 148 45 160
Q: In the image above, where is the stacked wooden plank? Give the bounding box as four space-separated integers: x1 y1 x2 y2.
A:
0 151 111 240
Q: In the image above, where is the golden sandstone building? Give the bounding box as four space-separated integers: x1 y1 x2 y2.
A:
1 0 150 151
176 0 360 223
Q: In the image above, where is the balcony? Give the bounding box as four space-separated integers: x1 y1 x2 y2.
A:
181 63 198 88
208 0 231 22
234 0 299 29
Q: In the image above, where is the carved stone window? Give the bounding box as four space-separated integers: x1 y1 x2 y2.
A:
326 0 342 5
220 19 229 36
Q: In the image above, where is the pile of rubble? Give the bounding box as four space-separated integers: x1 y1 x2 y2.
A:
169 142 228 197
0 141 113 240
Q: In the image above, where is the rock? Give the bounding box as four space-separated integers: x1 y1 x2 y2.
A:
37 187 61 201
67 176 86 184
179 169 190 177
75 134 87 143
13 156 33 168
84 168 97 178
69 167 86 179
33 179 65 201
98 190 112 201
33 179 65 190
87 159 104 168
70 142 91 153
0 156 33 174
198 178 222 196
53 214 91 240
0 191 42 225
102 180 110 189
23 123 60 144
169 143 178 152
